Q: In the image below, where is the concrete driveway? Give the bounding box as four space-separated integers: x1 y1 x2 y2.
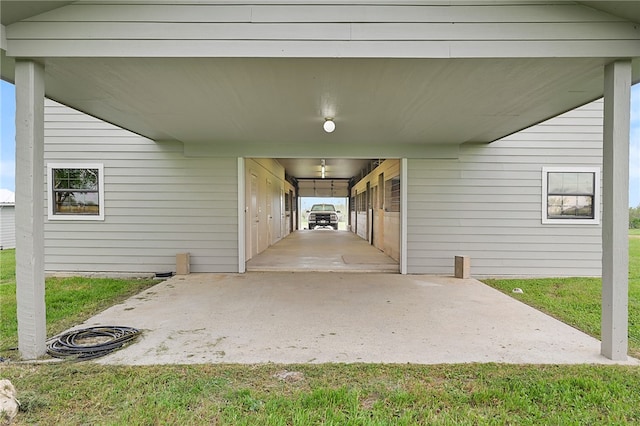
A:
75 272 639 365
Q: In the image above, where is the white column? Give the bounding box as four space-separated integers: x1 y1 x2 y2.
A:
601 59 631 361
15 60 46 360
237 157 246 273
400 158 408 274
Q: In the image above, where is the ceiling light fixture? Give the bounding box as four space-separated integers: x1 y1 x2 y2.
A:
323 118 335 133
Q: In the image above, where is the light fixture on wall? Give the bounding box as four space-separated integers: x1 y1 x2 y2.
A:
323 118 335 133
321 159 326 179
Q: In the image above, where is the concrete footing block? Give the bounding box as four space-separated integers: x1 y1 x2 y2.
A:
455 255 470 279
176 253 190 275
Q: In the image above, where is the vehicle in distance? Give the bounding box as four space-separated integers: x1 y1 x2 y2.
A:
307 203 340 230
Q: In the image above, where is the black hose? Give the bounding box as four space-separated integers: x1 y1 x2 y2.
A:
46 326 141 360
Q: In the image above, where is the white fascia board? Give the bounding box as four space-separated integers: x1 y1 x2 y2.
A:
6 39 640 59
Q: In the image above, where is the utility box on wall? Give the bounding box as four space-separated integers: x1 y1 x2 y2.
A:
176 253 190 275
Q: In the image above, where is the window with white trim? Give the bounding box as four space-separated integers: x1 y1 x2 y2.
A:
542 167 599 224
47 163 105 221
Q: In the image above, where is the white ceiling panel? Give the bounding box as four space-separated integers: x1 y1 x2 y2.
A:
41 57 609 147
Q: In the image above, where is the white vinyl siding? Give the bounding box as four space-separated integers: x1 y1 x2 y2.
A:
7 3 640 58
44 100 239 274
406 100 603 277
0 205 16 250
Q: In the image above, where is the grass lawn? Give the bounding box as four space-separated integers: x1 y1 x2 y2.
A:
1 238 640 424
2 362 640 424
0 249 159 359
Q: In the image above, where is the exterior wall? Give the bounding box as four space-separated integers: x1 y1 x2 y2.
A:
407 100 603 277
44 97 605 277
0 205 16 249
44 100 239 274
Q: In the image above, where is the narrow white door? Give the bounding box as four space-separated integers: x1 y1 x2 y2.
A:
250 173 259 258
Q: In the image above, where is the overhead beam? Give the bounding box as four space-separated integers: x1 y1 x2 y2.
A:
6 39 640 59
601 59 631 361
184 142 459 160
15 59 46 360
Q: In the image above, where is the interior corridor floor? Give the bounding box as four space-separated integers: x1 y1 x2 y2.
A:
245 230 400 272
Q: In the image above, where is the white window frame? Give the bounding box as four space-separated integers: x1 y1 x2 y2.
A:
541 166 600 225
47 163 105 221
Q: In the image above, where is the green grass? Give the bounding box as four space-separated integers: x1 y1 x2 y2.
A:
0 249 158 358
483 235 640 358
2 363 640 424
0 248 16 284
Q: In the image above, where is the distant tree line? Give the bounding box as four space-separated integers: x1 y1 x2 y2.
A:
631 205 640 229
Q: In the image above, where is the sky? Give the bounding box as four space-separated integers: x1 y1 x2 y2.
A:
1 79 639 207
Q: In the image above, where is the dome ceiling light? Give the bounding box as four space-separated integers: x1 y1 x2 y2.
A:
323 118 335 133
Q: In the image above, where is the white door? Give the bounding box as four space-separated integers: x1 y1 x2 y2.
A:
250 172 259 258
266 178 273 245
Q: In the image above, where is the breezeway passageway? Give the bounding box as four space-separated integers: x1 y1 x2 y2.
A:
246 230 399 273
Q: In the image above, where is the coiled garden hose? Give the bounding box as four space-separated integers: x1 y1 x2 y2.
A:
46 326 141 360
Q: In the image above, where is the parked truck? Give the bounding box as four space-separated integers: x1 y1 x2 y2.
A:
307 204 340 230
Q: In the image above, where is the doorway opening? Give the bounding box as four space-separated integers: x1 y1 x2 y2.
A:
243 158 401 272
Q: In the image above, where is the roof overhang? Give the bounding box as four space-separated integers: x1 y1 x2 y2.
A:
3 1 640 27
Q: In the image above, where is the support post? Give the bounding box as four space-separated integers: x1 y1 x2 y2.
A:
238 157 246 273
15 60 46 359
400 158 408 274
601 59 631 361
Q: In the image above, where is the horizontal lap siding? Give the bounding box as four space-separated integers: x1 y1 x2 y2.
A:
8 4 640 58
44 100 238 274
0 206 16 250
407 100 603 277
22 5 625 23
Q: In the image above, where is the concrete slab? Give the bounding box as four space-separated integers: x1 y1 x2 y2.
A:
71 272 640 365
246 230 399 273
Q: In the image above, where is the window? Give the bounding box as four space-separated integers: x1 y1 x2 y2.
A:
356 192 367 213
385 176 401 212
542 167 599 224
48 163 104 220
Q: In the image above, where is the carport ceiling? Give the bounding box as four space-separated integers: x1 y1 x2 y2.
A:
41 56 613 149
